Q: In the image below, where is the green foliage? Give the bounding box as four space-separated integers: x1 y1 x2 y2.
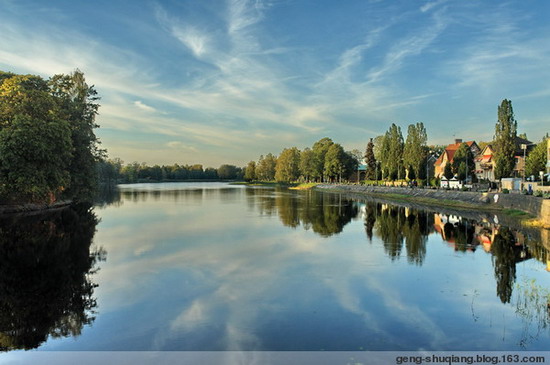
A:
217 164 242 180
494 99 517 179
324 144 345 182
364 138 377 180
312 137 334 182
299 148 316 182
380 123 404 181
452 143 475 181
0 115 72 203
403 122 428 181
0 70 101 203
443 162 454 180
525 138 547 177
256 153 277 181
244 161 256 182
49 70 101 201
275 147 300 183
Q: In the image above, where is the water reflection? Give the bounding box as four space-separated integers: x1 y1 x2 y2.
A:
90 184 549 350
244 189 548 305
0 204 105 351
246 188 359 237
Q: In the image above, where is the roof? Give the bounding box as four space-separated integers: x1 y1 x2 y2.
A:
475 145 494 162
434 140 477 166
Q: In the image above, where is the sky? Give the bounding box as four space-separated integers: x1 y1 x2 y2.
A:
0 0 549 167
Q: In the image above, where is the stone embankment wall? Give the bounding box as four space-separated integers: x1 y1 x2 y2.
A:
316 184 550 224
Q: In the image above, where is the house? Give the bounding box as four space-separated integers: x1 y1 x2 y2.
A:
474 137 535 181
350 164 368 182
474 144 495 181
434 139 480 178
512 136 535 178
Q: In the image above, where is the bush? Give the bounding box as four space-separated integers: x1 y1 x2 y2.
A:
543 192 550 199
502 188 510 194
534 190 543 198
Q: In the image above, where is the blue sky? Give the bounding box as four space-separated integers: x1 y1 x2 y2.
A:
0 0 549 167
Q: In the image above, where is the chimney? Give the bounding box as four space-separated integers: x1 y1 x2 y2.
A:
454 138 462 144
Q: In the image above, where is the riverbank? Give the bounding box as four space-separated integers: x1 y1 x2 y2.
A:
315 184 550 229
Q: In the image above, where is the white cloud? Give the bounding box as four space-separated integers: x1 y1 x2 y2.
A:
420 0 448 13
134 100 156 112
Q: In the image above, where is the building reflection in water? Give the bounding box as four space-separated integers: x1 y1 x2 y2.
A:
0 204 105 351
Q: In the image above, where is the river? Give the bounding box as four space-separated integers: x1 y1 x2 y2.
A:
1 182 549 356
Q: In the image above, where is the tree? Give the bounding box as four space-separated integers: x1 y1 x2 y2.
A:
49 70 101 201
403 122 428 180
525 138 547 178
217 164 239 180
365 138 377 180
244 161 256 182
256 153 277 181
0 74 73 203
443 162 454 180
275 147 300 183
452 143 474 182
312 137 334 182
299 148 316 182
372 135 385 162
324 144 346 182
380 124 404 180
493 99 517 179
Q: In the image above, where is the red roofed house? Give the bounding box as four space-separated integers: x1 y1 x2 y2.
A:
434 139 480 178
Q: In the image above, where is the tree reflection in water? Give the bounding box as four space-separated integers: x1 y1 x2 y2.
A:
361 200 545 305
248 189 359 237
0 204 105 351
363 203 431 265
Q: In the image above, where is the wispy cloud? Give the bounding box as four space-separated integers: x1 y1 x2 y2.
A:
134 100 156 112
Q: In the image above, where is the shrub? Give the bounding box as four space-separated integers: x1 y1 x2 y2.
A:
502 188 510 194
534 190 543 198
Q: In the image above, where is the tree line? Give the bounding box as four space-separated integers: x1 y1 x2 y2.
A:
0 70 100 204
98 159 244 184
244 137 359 183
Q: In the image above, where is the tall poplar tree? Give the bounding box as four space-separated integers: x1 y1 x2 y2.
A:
364 138 377 180
493 99 517 180
380 124 404 180
403 122 428 180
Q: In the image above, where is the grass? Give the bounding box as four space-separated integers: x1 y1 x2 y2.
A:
229 181 301 187
503 209 531 217
289 183 319 190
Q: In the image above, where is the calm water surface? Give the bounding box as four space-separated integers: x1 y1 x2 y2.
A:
2 182 550 353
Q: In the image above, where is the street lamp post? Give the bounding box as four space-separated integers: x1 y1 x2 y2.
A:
426 150 432 187
521 144 527 184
